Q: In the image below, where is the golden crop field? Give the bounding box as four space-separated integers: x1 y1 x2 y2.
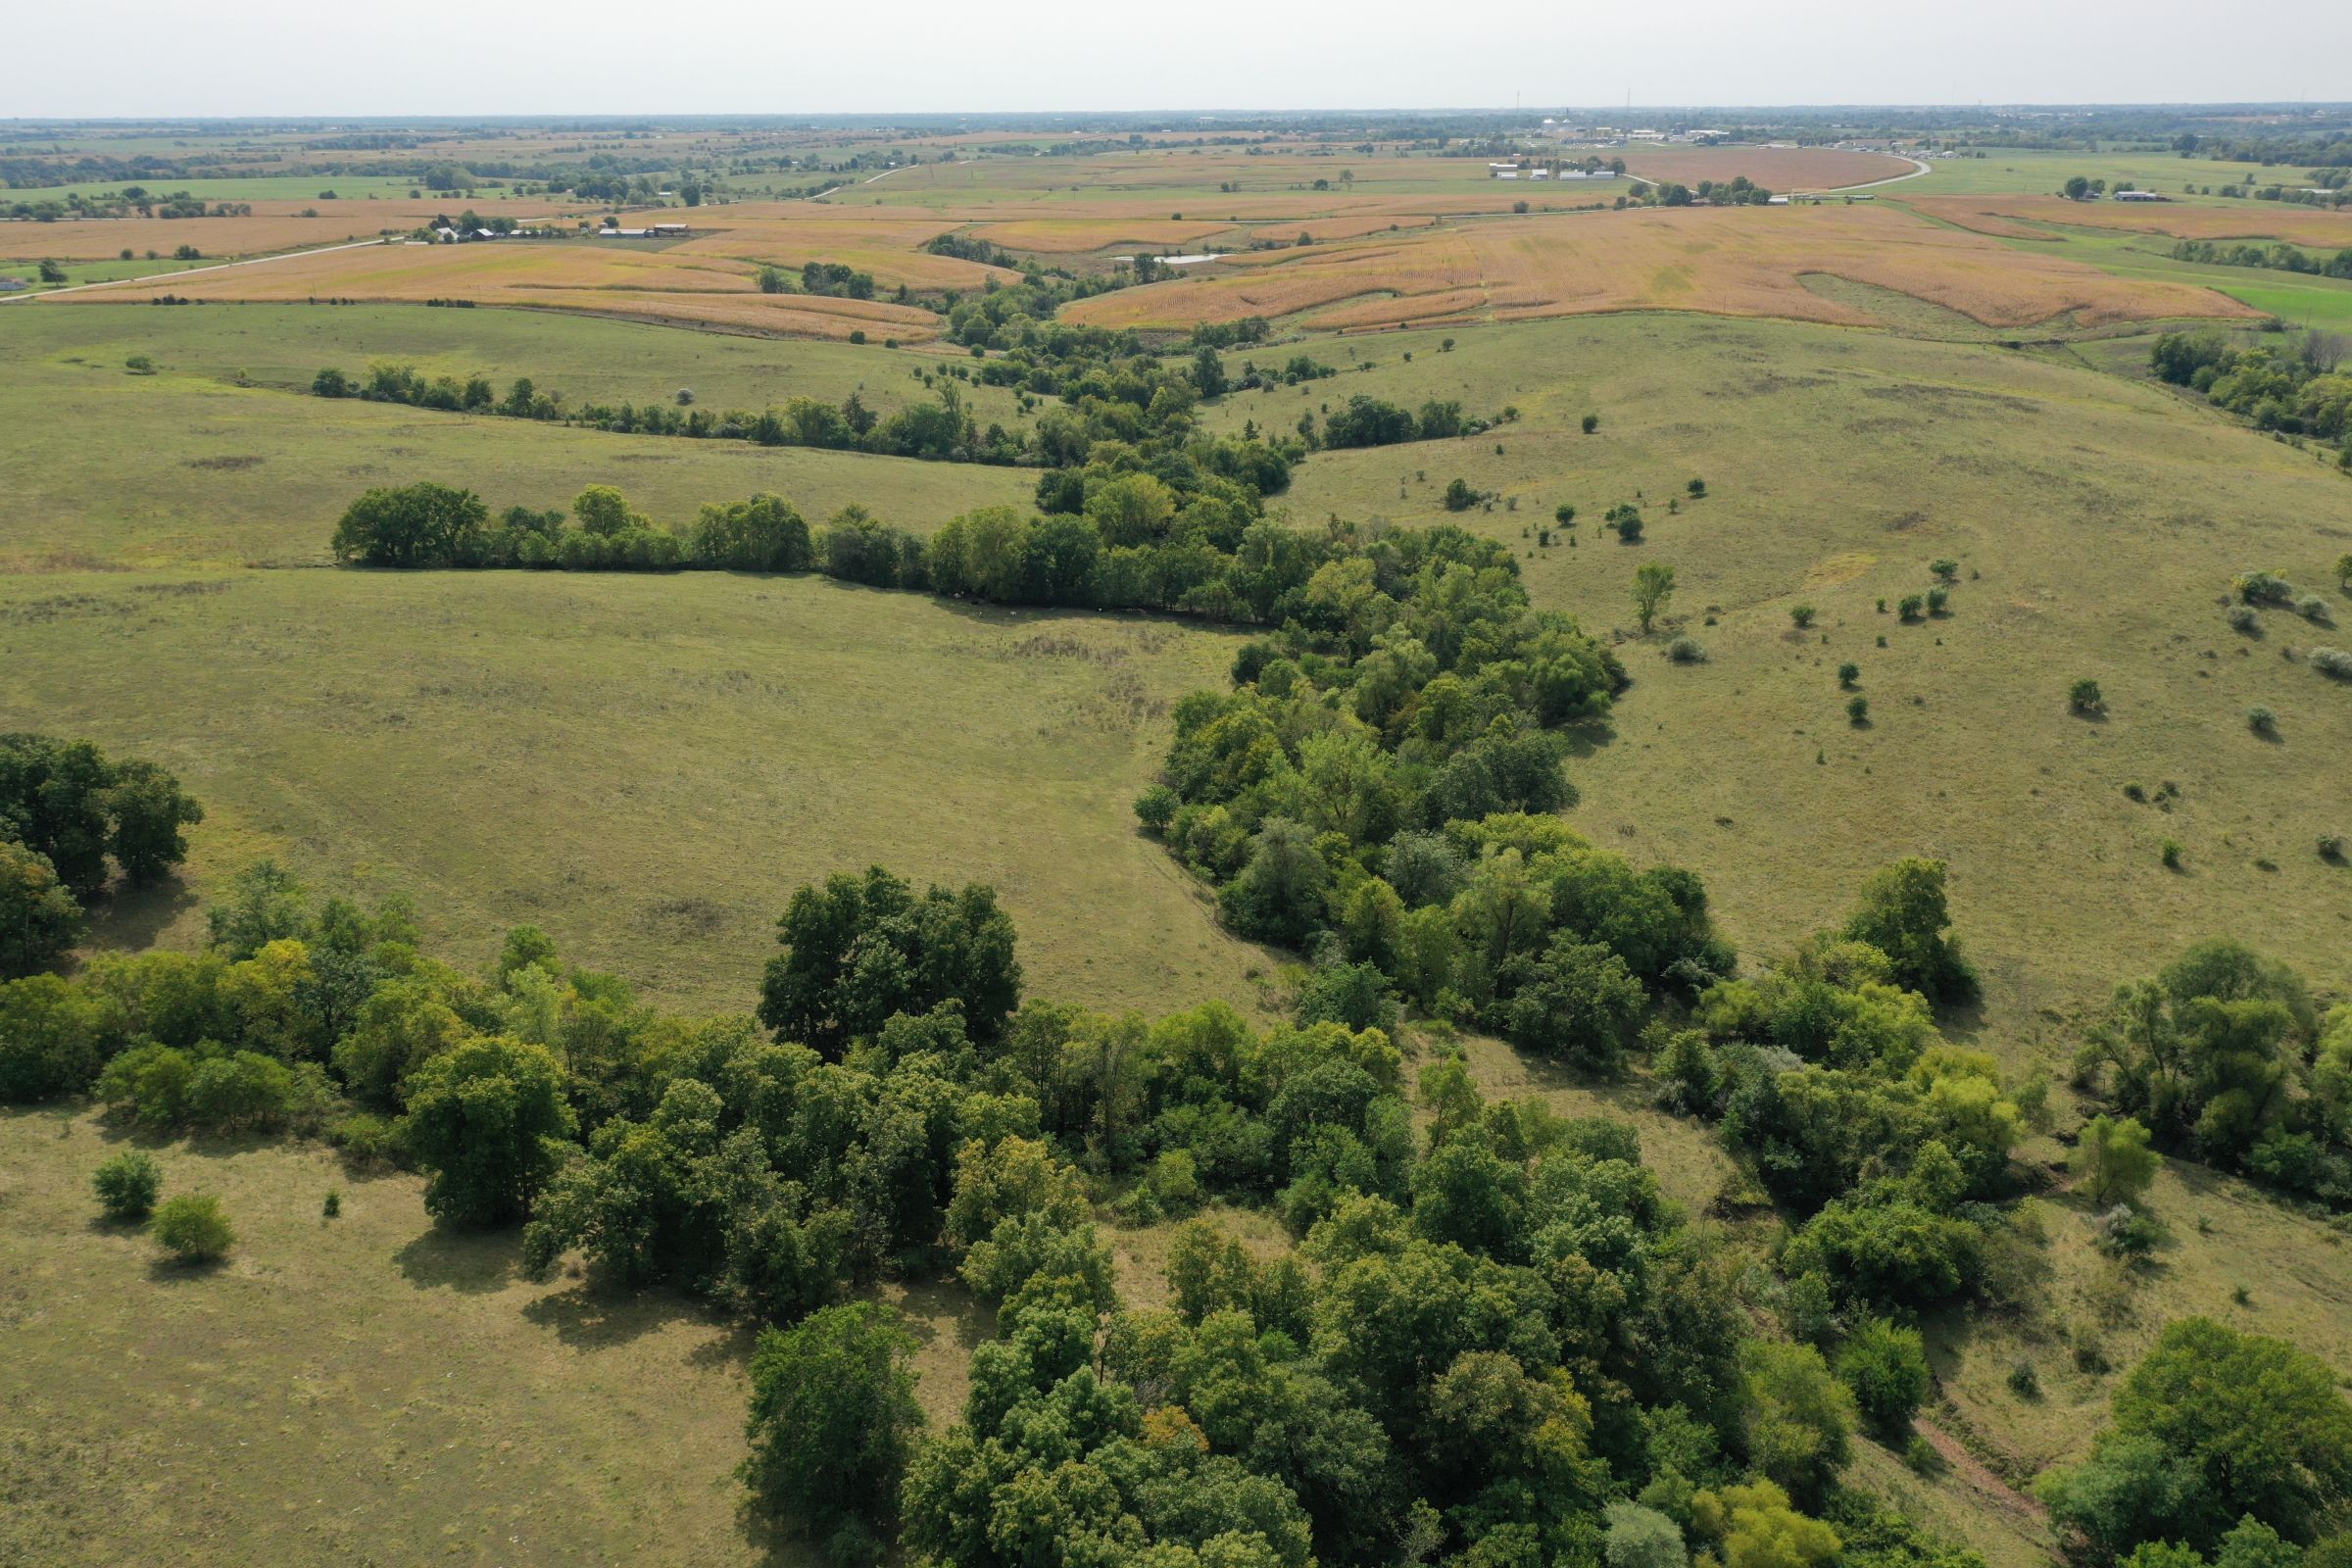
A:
1911 193 2352 248
1063 203 2256 333
668 220 1012 291
48 238 943 339
1615 144 1917 189
0 198 592 262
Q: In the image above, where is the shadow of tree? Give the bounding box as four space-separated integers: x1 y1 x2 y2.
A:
79 875 200 955
519 1275 716 1349
393 1222 520 1295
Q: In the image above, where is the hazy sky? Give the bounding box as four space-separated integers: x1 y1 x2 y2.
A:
11 0 2350 118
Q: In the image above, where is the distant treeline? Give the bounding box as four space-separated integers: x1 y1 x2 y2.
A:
2168 238 2352 279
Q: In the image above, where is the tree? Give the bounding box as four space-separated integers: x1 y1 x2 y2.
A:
102 760 202 886
2064 176 2093 200
1217 818 1331 948
330 481 489 566
1605 1500 1690 1568
759 867 1022 1054
0 839 83 979
2072 678 2107 715
1693 1481 1840 1568
1633 562 1677 633
2073 1113 2159 1205
1501 935 1646 1067
743 1299 921 1546
92 1150 162 1221
1193 344 1229 399
1740 1340 1856 1506
1843 858 1978 1004
206 858 309 959
401 1035 575 1224
37 259 67 284
152 1193 233 1263
2112 1319 2352 1544
1836 1317 1930 1434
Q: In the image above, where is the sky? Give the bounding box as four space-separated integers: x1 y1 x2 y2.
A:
9 0 2351 118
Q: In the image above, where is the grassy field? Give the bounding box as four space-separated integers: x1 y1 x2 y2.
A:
0 314 1038 569
1205 312 2352 1049
1 300 1026 424
1905 148 2344 200
0 569 1266 1018
0 1107 803 1568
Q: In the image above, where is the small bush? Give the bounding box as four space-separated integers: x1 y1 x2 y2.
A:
323 1189 342 1218
1790 604 1816 629
2160 839 2182 869
1553 504 1577 526
1580 413 1598 434
2295 595 2330 623
153 1193 234 1264
1666 635 1704 663
1904 1434 1941 1475
2228 605 2259 633
2092 1202 2161 1258
1837 662 1860 687
673 388 695 406
2320 833 2344 861
2235 569 2295 606
1686 477 1706 498
1925 586 1950 615
2246 705 2278 735
1929 559 1960 584
1847 695 1870 725
124 354 156 375
1133 785 1178 835
2070 678 2105 714
92 1151 162 1221
2310 647 2352 679
2007 1358 2040 1398
324 1110 406 1169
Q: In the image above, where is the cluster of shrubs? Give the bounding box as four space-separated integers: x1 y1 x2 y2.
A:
2170 238 2352 279
1 734 203 981
2151 330 2352 449
2073 938 2352 1208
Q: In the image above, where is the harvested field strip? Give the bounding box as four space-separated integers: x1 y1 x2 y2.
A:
1911 194 2352 248
1615 145 1917 190
1064 205 2253 333
48 239 944 340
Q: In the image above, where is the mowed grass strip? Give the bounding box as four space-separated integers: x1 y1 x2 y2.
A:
1063 205 2253 333
0 1109 789 1568
0 569 1268 1018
